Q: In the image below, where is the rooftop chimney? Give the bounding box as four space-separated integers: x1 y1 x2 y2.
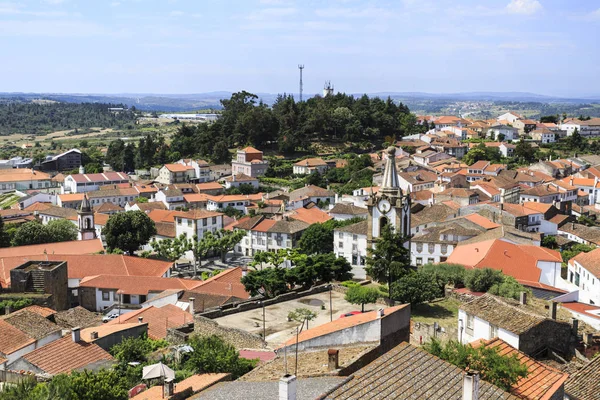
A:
572 318 579 336
189 297 195 314
584 332 593 345
72 327 81 343
163 378 174 397
138 317 143 324
90 331 98 340
4 305 11 315
328 349 339 371
550 302 557 320
279 374 297 400
462 370 480 400
519 292 527 305
377 308 385 318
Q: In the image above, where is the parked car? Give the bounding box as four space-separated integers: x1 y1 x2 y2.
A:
102 312 119 323
339 311 362 318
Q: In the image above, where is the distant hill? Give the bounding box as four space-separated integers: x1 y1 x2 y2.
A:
0 91 598 112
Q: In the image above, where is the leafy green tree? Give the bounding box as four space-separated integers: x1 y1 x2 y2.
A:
104 211 157 254
514 139 536 164
105 139 125 171
0 216 11 248
365 225 411 301
462 145 488 166
345 285 380 312
488 276 530 301
202 229 246 262
241 267 288 298
184 335 257 379
541 235 558 249
390 271 442 305
212 141 231 164
465 268 504 292
578 215 596 227
298 218 365 255
151 234 189 262
561 243 595 264
420 263 466 289
12 221 52 246
423 338 528 391
109 334 167 364
46 218 78 242
288 308 317 331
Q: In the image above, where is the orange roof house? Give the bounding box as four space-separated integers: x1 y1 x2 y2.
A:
13 335 113 375
447 239 562 288
472 338 568 400
106 304 193 340
279 304 410 353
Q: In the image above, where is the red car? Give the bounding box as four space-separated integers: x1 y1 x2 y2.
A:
340 311 362 318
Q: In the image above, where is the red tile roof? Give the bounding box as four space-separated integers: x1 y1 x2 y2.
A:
14 305 56 318
188 268 250 300
464 214 500 230
106 305 193 340
281 304 409 347
164 163 193 172
240 146 262 153
0 319 35 354
448 239 562 283
472 338 568 400
79 275 202 295
1 254 171 288
560 301 600 321
131 373 229 400
289 207 332 224
21 336 113 375
570 247 600 279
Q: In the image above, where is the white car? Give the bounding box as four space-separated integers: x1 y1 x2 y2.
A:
102 313 119 323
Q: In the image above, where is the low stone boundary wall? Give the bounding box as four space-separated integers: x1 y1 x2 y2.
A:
197 284 333 319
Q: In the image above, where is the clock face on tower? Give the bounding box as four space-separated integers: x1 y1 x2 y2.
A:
378 199 391 214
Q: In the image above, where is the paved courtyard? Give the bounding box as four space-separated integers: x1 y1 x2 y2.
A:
214 290 379 348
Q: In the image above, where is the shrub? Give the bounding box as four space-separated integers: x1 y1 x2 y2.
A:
465 268 504 292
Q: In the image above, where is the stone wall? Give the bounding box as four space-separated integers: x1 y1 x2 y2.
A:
198 284 332 319
190 316 266 350
78 287 97 311
521 319 575 358
410 321 459 345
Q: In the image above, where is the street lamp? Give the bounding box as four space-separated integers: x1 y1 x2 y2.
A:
329 284 333 322
117 289 125 323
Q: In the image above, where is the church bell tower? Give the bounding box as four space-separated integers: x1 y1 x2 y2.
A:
366 146 411 248
77 194 96 241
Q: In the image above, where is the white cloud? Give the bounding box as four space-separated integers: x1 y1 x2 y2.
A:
110 2 121 7
170 10 184 17
506 0 542 15
42 0 67 4
314 7 392 19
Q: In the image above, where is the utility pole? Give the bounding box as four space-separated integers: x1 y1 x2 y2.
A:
298 64 304 102
329 284 333 322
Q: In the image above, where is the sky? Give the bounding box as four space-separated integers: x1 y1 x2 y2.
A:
0 0 599 97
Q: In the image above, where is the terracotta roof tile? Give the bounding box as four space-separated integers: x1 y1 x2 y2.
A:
106 305 192 340
21 336 113 375
565 353 600 400
2 311 61 340
448 239 561 283
79 275 201 295
472 338 568 400
464 213 500 230
281 305 408 347
0 319 35 354
327 341 517 399
570 247 600 279
289 207 332 224
132 373 229 400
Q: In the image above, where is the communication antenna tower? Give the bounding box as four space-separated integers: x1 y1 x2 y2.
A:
298 64 304 102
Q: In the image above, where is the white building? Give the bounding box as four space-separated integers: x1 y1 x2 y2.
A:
153 187 185 210
222 173 259 190
565 248 600 306
231 147 269 178
487 124 517 141
333 220 368 279
155 164 196 185
62 172 129 194
0 169 53 193
496 112 522 124
411 224 480 266
293 158 329 175
233 216 308 257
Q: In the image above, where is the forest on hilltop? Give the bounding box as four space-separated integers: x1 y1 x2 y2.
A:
0 102 137 135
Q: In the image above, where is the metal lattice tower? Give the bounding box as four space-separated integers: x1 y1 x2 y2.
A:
298 64 304 102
